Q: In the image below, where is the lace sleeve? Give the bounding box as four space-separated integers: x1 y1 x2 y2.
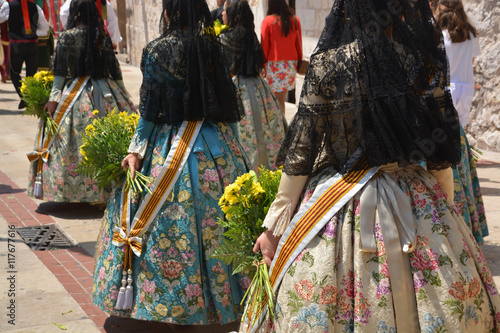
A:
128 118 155 159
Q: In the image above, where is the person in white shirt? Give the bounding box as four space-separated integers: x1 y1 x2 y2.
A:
0 0 50 108
431 0 489 245
59 0 122 46
433 0 480 127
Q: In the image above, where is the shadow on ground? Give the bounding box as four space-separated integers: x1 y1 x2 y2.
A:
0 184 25 194
103 316 240 333
35 202 105 220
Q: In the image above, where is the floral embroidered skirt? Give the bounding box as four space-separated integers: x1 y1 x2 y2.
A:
27 78 136 203
92 121 250 325
453 125 488 244
265 60 298 94
235 75 286 171
256 165 500 332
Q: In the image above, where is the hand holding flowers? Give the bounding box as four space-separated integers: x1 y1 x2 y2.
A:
77 109 153 193
212 167 282 329
20 71 58 135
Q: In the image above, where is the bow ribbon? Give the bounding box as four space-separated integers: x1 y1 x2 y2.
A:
27 149 50 172
112 226 143 270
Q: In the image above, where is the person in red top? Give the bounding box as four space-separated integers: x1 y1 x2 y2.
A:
261 0 302 115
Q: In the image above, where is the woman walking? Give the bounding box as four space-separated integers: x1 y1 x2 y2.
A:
261 0 302 115
27 0 135 203
92 0 249 329
248 0 500 331
220 0 286 171
431 0 488 244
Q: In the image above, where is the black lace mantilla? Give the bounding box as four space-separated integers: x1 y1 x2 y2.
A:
139 0 243 125
278 0 461 176
220 0 266 77
52 0 121 80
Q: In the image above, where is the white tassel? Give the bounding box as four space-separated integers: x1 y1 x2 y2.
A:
33 173 43 198
123 269 134 310
115 271 127 310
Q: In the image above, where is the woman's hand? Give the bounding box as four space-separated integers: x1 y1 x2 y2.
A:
122 153 142 180
253 230 281 267
43 101 59 117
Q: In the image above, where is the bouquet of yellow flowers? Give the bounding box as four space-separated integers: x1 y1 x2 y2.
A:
20 71 57 135
213 167 282 329
77 109 153 193
204 19 229 37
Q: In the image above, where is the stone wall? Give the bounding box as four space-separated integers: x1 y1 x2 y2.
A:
119 1 499 151
122 0 330 66
463 0 500 151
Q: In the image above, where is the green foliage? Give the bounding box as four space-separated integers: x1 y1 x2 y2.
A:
20 71 57 134
211 166 282 327
77 109 152 192
212 166 282 279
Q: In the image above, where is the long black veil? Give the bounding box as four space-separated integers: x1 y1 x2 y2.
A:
52 0 121 80
139 0 243 124
278 0 460 176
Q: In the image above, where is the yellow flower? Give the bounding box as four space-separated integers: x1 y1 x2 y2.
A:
159 238 171 249
221 205 230 213
217 273 227 283
189 275 201 284
92 110 99 116
175 239 187 251
171 305 185 317
155 303 168 317
85 124 95 135
178 190 190 202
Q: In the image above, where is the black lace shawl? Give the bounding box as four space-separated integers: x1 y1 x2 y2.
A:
139 0 243 125
278 0 461 176
220 0 266 77
52 0 121 80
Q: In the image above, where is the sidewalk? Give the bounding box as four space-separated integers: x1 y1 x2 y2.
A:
0 60 499 332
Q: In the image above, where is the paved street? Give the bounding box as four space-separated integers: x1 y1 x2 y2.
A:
0 61 499 332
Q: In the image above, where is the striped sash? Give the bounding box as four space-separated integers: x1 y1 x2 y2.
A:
269 157 379 291
111 120 203 310
26 76 89 195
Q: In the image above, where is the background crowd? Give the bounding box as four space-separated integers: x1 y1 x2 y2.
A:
1 0 498 332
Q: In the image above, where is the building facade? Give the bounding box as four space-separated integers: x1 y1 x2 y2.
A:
108 0 499 151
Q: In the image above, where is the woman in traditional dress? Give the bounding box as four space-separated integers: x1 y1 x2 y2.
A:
261 0 302 115
27 0 135 203
431 0 488 244
248 0 500 331
92 0 248 329
220 0 286 171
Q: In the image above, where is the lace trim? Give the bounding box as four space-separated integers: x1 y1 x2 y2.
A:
262 200 293 237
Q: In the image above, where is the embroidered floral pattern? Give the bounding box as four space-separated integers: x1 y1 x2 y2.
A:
27 78 136 202
235 75 285 171
93 121 248 325
265 60 298 93
256 166 500 332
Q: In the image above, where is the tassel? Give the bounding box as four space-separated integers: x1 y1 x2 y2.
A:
33 172 43 198
123 269 134 310
115 270 127 310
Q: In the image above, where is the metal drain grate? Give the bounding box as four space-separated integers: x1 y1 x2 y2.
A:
17 224 76 251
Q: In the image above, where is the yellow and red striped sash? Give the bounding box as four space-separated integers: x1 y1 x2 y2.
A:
21 0 34 35
112 120 203 271
269 157 379 290
27 76 89 171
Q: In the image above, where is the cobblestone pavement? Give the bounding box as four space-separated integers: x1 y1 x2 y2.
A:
0 61 498 332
